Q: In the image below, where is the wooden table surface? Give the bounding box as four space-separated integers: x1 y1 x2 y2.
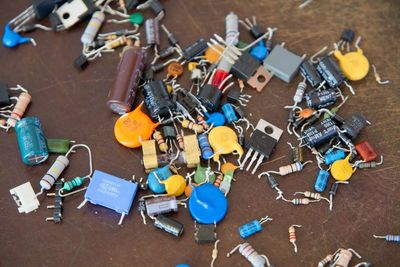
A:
0 0 399 266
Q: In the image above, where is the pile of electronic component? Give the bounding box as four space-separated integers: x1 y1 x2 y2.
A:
3 1 395 266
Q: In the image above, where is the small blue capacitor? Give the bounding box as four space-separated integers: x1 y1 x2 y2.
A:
198 133 213 160
238 216 272 238
148 165 172 193
324 149 346 165
314 169 330 192
205 112 226 126
250 40 268 61
2 24 34 48
221 103 238 124
15 117 49 166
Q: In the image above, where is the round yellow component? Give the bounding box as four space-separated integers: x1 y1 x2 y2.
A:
167 62 184 77
221 162 239 175
161 175 186 197
166 84 173 94
334 49 369 81
330 155 355 181
188 62 198 71
204 44 224 64
208 126 243 161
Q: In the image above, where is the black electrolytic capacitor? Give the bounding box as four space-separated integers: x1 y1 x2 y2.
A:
154 215 184 237
197 84 222 111
305 89 337 109
143 80 175 119
0 83 10 107
302 118 338 148
299 60 323 88
316 56 346 88
341 113 367 139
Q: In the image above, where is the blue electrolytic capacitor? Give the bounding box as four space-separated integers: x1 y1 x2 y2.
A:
314 169 330 192
15 117 49 166
324 149 346 165
198 133 213 160
238 216 272 238
221 103 238 124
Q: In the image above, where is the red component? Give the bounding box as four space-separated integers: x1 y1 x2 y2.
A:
355 141 378 162
211 69 229 89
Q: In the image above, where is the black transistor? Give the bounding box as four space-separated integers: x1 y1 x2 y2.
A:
0 83 11 107
182 39 208 61
197 84 222 112
194 223 217 243
231 51 272 92
341 113 367 140
241 119 283 174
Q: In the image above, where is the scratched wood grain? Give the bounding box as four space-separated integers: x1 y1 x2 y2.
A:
0 0 399 266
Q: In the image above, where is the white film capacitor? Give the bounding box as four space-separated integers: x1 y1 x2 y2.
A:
225 12 239 46
81 11 105 45
40 156 69 190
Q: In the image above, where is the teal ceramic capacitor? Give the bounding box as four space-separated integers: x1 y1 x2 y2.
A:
15 117 48 165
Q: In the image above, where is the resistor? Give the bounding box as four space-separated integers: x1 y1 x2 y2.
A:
7 92 32 127
222 103 238 124
238 216 272 238
198 133 213 160
227 242 271 267
145 18 160 46
40 156 70 190
211 240 220 267
105 36 127 49
331 248 362 267
197 115 210 129
81 11 105 45
291 198 310 205
225 12 239 46
153 130 168 152
214 174 223 187
294 191 330 204
267 161 312 176
357 157 383 169
373 234 400 243
293 80 307 104
62 177 85 191
288 225 301 253
318 254 333 267
176 131 185 150
181 119 204 133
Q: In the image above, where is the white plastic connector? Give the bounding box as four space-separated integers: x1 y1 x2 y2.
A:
10 182 40 213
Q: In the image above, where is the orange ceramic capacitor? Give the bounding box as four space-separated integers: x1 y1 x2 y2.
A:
114 103 160 148
184 183 198 197
297 108 314 119
167 62 184 77
355 141 378 162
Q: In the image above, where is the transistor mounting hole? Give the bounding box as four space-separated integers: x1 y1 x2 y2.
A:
257 75 266 83
264 126 274 134
62 13 70 20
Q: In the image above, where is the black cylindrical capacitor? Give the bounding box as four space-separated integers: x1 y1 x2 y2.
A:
306 89 337 109
300 60 323 88
197 84 222 111
107 45 147 114
267 174 278 189
302 118 338 148
159 46 176 59
145 18 159 46
143 80 175 120
305 114 320 126
316 56 345 88
154 215 184 237
341 113 367 139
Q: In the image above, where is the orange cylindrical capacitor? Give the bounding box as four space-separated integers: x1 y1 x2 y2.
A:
107 42 147 114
